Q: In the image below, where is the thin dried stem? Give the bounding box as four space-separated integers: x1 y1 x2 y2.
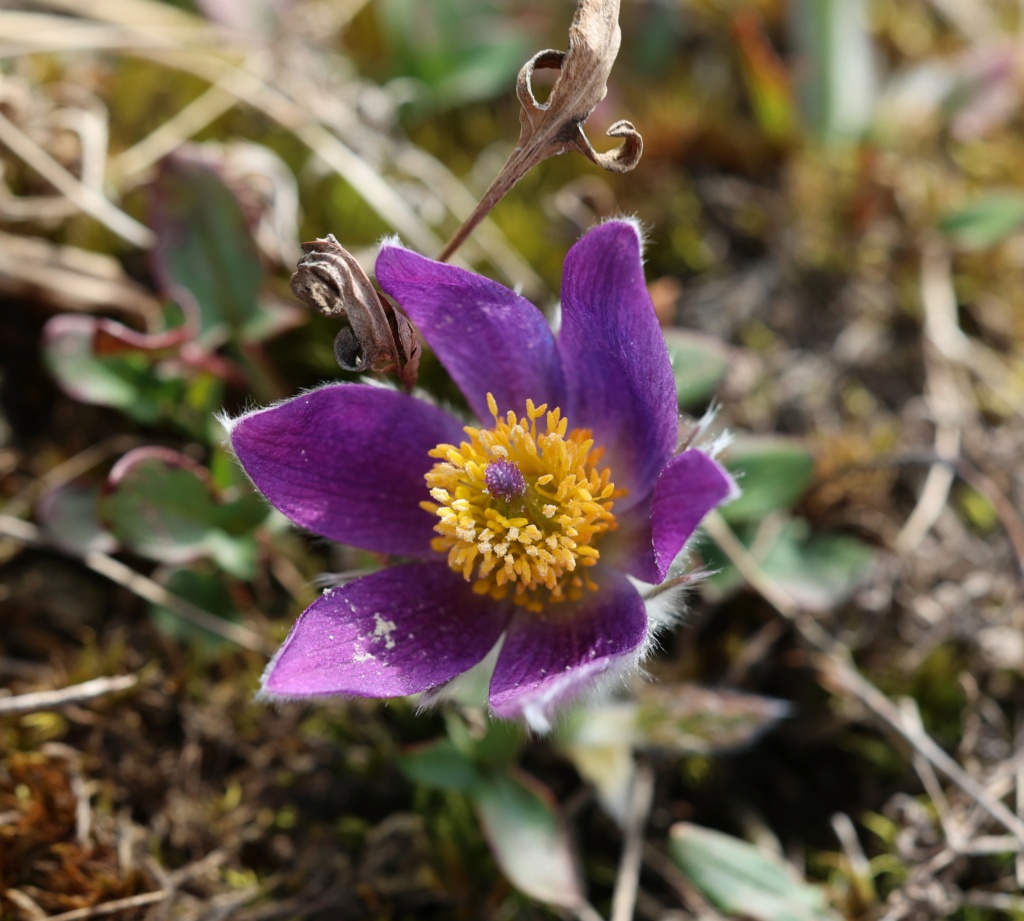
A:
1 7 543 288
897 241 965 552
134 46 445 256
41 891 169 921
641 843 726 919
438 0 642 262
0 515 270 654
0 109 153 247
2 433 143 523
112 77 241 181
610 763 655 921
0 675 138 717
704 510 1024 844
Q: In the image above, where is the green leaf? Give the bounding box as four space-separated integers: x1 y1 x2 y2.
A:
472 772 584 910
721 436 815 524
663 329 731 407
471 720 525 771
937 193 1024 250
149 148 264 343
698 518 875 610
150 565 241 654
37 481 116 556
43 315 185 424
379 0 530 110
558 686 788 823
632 685 790 754
398 740 482 792
669 823 841 921
100 448 262 578
789 0 876 141
756 520 876 611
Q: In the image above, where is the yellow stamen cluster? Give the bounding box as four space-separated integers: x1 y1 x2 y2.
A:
421 393 622 611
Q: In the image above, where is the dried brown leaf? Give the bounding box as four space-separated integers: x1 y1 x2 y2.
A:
385 297 422 392
290 235 419 388
439 0 642 261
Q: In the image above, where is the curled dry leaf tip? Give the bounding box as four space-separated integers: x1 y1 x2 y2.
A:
290 235 420 390
438 0 642 262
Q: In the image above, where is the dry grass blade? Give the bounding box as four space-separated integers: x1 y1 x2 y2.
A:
704 511 1024 844
111 79 241 182
897 242 965 552
1 7 442 254
25 0 208 33
0 515 271 654
610 763 655 921
135 47 444 255
0 231 160 323
35 891 168 921
3 5 539 286
0 109 153 247
0 12 198 56
0 675 138 717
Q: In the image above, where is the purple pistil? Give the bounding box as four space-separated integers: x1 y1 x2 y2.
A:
485 458 527 503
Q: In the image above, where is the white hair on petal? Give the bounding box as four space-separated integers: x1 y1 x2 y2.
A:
255 639 302 704
216 381 353 442
680 401 730 454
213 407 240 437
507 646 648 735
376 233 405 253
601 213 649 253
642 580 690 635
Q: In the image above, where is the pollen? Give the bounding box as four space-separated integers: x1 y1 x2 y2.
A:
421 393 623 611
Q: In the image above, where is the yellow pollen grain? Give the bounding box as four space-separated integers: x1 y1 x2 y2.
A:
422 393 624 612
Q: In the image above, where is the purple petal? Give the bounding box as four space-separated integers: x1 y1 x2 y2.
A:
643 450 738 582
228 383 464 557
489 569 647 729
261 562 510 699
375 244 566 421
557 222 678 508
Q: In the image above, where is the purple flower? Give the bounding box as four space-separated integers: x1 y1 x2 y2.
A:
225 221 737 729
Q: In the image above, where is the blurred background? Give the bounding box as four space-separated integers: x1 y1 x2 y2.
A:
2 1 1024 918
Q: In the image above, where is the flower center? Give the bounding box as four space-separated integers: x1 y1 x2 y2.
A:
421 393 622 611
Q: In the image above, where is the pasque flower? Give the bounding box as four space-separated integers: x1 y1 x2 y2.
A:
225 221 737 729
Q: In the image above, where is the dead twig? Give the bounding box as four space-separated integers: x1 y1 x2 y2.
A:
704 510 1024 844
896 241 965 553
610 762 655 921
819 653 1024 844
39 891 168 921
135 47 444 256
0 675 137 717
2 434 145 525
2 890 46 921
0 514 271 654
0 109 152 247
955 457 1024 578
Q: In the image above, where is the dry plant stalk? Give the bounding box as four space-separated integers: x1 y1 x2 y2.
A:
438 0 642 262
